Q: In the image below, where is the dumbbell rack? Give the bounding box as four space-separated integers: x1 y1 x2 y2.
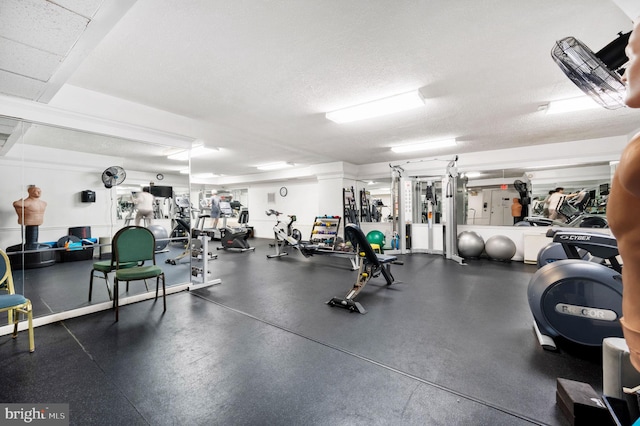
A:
309 215 341 249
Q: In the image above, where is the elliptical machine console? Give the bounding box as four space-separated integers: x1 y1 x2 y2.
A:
528 229 623 350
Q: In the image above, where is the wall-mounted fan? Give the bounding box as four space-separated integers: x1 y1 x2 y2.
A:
102 166 126 188
551 31 630 109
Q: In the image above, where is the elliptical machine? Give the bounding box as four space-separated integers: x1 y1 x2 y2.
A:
528 229 623 351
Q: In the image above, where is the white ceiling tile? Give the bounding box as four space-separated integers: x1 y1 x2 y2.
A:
0 0 89 56
0 69 45 99
51 0 105 19
2 0 639 184
0 36 62 81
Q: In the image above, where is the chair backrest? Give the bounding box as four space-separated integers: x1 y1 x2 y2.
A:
113 226 157 266
345 224 380 268
0 249 16 295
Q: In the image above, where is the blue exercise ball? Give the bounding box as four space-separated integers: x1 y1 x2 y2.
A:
457 231 485 258
485 235 516 261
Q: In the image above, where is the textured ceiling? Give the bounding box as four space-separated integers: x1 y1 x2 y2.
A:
1 0 640 183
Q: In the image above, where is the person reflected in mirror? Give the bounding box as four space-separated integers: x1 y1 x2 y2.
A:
133 187 154 226
209 191 221 228
542 189 555 217
547 187 578 221
511 198 523 224
608 17 640 372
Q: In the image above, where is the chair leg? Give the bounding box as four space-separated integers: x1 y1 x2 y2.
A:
11 308 18 338
114 279 119 322
162 273 166 312
27 302 34 353
10 304 35 353
103 272 112 300
89 270 94 302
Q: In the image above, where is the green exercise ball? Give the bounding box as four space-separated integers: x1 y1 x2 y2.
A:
366 230 385 251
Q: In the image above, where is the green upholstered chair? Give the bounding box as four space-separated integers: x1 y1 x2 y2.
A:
0 249 34 352
112 226 166 322
89 258 138 302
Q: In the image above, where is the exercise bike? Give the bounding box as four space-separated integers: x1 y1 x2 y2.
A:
265 209 310 258
217 227 255 252
528 229 623 351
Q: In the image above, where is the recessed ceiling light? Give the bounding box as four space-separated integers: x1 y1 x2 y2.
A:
326 90 425 123
390 138 457 153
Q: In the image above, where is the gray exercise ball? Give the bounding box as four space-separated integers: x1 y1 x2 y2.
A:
485 235 516 261
457 231 485 258
148 224 169 251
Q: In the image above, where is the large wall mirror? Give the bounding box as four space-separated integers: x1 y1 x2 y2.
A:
356 163 614 230
463 164 613 226
188 186 250 231
352 180 393 224
0 117 192 318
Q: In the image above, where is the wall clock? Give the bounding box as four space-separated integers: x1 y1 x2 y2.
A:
279 186 288 197
156 173 164 181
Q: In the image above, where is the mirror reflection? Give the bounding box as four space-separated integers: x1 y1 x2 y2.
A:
0 118 192 318
353 164 613 229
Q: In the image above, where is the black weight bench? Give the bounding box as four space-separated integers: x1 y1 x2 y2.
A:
327 224 403 314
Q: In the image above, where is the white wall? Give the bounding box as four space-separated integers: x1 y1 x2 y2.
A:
248 180 328 239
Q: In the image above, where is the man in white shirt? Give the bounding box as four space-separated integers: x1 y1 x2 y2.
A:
547 187 578 221
133 188 154 226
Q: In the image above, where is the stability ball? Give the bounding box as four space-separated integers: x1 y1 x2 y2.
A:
148 224 169 251
485 235 516 261
457 231 485 258
366 230 385 252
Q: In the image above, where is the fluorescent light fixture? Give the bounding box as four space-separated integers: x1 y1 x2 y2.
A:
390 138 457 153
524 163 577 170
180 169 220 178
463 172 483 178
326 90 425 123
256 162 294 171
545 97 599 114
167 145 217 161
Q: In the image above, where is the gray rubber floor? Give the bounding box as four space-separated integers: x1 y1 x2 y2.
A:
1 237 604 425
